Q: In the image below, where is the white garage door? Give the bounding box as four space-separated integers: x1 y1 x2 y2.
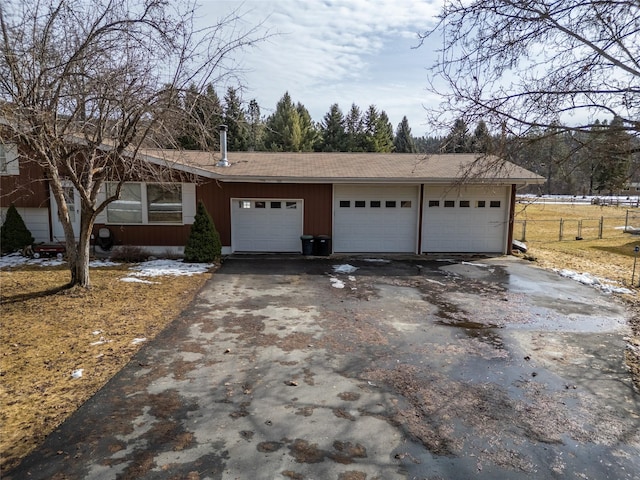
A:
421 185 509 253
231 199 303 252
333 185 419 253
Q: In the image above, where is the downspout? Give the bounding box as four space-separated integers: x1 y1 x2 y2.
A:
417 184 424 254
507 184 516 255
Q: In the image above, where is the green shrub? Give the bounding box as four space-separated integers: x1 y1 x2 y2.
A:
1 204 34 254
184 201 221 262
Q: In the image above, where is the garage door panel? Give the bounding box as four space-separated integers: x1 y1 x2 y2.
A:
232 199 303 252
421 186 508 253
334 185 418 253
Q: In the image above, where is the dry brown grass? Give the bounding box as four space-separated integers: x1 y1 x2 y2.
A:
0 264 211 472
514 202 640 287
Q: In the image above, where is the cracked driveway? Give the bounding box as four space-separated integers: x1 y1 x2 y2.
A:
8 256 640 480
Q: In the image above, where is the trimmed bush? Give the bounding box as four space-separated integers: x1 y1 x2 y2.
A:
1 204 34 254
184 201 221 262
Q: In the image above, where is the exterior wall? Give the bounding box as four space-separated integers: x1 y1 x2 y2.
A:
0 207 50 243
0 158 49 208
197 181 333 247
91 223 192 248
92 182 197 248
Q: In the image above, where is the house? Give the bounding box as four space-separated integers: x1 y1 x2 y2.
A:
1 135 544 256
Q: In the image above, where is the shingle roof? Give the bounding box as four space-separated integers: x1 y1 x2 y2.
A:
141 150 544 184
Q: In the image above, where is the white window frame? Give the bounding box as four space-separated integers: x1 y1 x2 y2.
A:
105 182 185 225
0 143 19 176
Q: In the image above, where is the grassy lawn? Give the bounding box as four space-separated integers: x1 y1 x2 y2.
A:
0 264 211 472
514 202 640 288
1 202 639 472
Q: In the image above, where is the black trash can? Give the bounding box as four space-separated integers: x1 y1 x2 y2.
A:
314 235 331 256
300 235 314 255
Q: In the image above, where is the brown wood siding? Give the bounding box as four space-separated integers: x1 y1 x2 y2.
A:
197 182 333 246
92 223 191 247
0 159 49 208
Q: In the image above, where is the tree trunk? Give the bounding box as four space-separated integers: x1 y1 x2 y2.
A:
68 210 94 288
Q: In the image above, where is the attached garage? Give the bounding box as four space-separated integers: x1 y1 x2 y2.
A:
421 185 511 253
333 184 419 253
231 198 303 252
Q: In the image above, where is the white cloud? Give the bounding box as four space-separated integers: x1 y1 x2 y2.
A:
200 0 443 128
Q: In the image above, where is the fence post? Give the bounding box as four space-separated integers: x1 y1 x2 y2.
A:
599 216 604 239
559 218 564 241
577 220 582 239
522 220 527 242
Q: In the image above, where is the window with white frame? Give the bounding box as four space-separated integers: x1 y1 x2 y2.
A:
147 184 182 223
106 182 183 224
0 143 19 175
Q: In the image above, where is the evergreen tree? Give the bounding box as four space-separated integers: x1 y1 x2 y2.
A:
362 105 379 152
224 87 250 151
184 201 221 262
471 119 492 153
374 110 394 153
443 118 471 153
296 102 318 152
264 92 302 151
345 103 364 152
594 116 632 194
247 99 264 151
320 103 346 152
394 116 416 153
178 83 223 150
1 204 34 254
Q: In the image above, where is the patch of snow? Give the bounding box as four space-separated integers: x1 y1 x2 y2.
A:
555 269 633 295
330 277 345 289
71 369 83 379
1 253 121 269
362 258 390 263
90 337 110 346
461 261 489 268
91 330 102 335
426 278 446 286
128 259 212 277
131 337 147 345
333 264 358 274
89 260 121 267
120 277 158 284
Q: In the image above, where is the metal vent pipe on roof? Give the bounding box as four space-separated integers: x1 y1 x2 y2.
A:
218 125 229 167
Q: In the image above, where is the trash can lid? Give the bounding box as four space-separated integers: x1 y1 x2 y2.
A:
300 235 314 240
315 235 331 240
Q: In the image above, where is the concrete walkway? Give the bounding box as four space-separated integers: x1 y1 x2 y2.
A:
7 256 640 480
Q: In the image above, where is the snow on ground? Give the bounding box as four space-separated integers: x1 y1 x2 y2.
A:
555 268 633 295
126 259 213 277
0 254 213 281
333 264 358 274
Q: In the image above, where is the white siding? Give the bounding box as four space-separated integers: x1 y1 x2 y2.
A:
0 207 50 243
421 185 510 253
231 198 303 252
182 183 196 224
333 185 419 253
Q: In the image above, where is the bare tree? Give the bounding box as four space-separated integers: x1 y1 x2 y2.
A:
0 0 267 287
420 1 640 146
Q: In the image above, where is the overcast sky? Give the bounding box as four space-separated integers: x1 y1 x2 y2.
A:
200 0 443 136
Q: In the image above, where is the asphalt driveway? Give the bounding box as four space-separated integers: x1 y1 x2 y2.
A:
7 256 640 480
